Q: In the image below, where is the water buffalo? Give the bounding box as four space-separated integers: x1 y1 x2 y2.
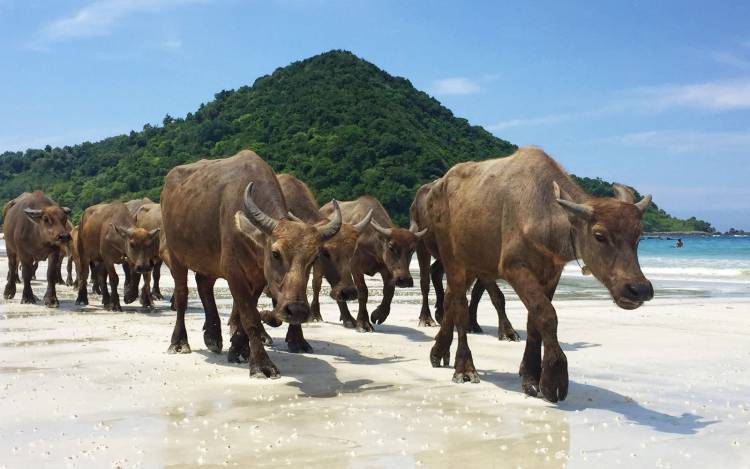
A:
2 192 72 307
411 180 520 341
277 173 373 327
75 202 160 311
319 196 426 332
425 146 653 402
161 150 341 378
124 202 167 307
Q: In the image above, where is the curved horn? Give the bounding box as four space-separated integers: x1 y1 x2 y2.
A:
612 183 635 204
409 222 428 239
634 194 652 214
318 199 342 240
286 211 304 223
242 182 278 235
62 206 72 215
370 219 392 237
557 198 594 221
352 209 373 233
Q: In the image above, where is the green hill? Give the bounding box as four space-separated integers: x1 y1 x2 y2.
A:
0 50 712 232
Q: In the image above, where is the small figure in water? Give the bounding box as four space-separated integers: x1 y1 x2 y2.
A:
675 238 684 248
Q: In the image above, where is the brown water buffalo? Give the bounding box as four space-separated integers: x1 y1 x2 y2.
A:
124 202 167 307
278 174 373 327
75 202 160 311
425 147 653 402
161 150 341 378
3 192 72 307
320 196 426 332
411 180 520 341
122 197 154 297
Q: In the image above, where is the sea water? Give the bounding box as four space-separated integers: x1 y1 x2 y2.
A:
2 236 749 300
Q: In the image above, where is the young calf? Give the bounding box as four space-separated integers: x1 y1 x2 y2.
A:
75 202 160 311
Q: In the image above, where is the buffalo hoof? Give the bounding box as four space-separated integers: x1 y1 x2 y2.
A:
21 293 39 304
261 329 274 347
521 375 540 397
110 302 122 312
539 349 569 403
227 345 248 363
341 316 356 329
66 277 74 287
167 342 192 354
356 318 374 333
453 370 480 384
170 296 176 311
499 327 521 342
467 322 483 334
75 294 88 306
43 294 59 308
370 306 390 325
309 312 323 322
151 289 164 301
249 358 280 379
204 331 223 354
430 349 450 368
418 315 437 327
3 284 16 300
139 293 153 309
287 338 313 354
123 291 138 305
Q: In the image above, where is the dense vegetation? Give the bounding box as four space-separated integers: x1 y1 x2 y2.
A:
0 50 712 232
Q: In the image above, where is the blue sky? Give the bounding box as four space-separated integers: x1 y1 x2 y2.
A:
1 0 749 230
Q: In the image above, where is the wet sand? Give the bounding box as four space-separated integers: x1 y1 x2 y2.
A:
1 256 749 468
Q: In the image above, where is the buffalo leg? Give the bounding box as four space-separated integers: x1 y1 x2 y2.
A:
309 264 324 322
75 256 90 305
43 250 61 308
417 243 437 326
443 269 478 383
20 259 39 304
66 253 74 287
91 262 102 295
430 260 445 324
508 266 567 403
286 324 313 353
482 278 520 341
99 264 111 308
371 268 395 325
467 280 485 334
352 268 373 332
196 273 222 353
167 261 191 354
105 262 122 312
227 276 279 379
30 261 38 280
124 266 140 304
140 271 154 308
3 249 18 299
54 253 65 285
151 261 163 300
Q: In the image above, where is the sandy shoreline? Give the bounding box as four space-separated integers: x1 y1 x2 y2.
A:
1 256 749 468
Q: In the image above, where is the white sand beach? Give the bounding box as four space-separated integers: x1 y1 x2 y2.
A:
1 252 749 468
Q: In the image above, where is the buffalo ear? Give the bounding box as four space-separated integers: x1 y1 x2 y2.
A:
112 224 132 240
24 208 43 223
612 183 635 204
62 207 72 216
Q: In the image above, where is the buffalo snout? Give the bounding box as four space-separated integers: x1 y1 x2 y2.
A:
625 281 654 302
57 233 71 243
283 303 310 324
395 275 413 288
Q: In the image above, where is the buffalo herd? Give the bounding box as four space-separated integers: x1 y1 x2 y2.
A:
1 147 654 402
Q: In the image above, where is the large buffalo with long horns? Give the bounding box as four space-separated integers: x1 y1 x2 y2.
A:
320 196 426 332
278 174 373 331
160 150 341 378
423 146 653 402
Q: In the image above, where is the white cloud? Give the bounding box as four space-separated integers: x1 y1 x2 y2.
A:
632 80 750 111
160 38 183 51
35 0 203 43
711 51 750 70
617 129 750 153
429 77 481 96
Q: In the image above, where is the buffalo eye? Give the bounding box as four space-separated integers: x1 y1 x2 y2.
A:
43 216 51 224
594 232 607 243
271 250 282 261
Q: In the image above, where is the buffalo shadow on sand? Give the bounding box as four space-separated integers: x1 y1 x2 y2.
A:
195 337 409 398
480 370 716 435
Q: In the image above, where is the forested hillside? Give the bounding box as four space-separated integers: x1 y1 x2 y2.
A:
0 50 712 232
